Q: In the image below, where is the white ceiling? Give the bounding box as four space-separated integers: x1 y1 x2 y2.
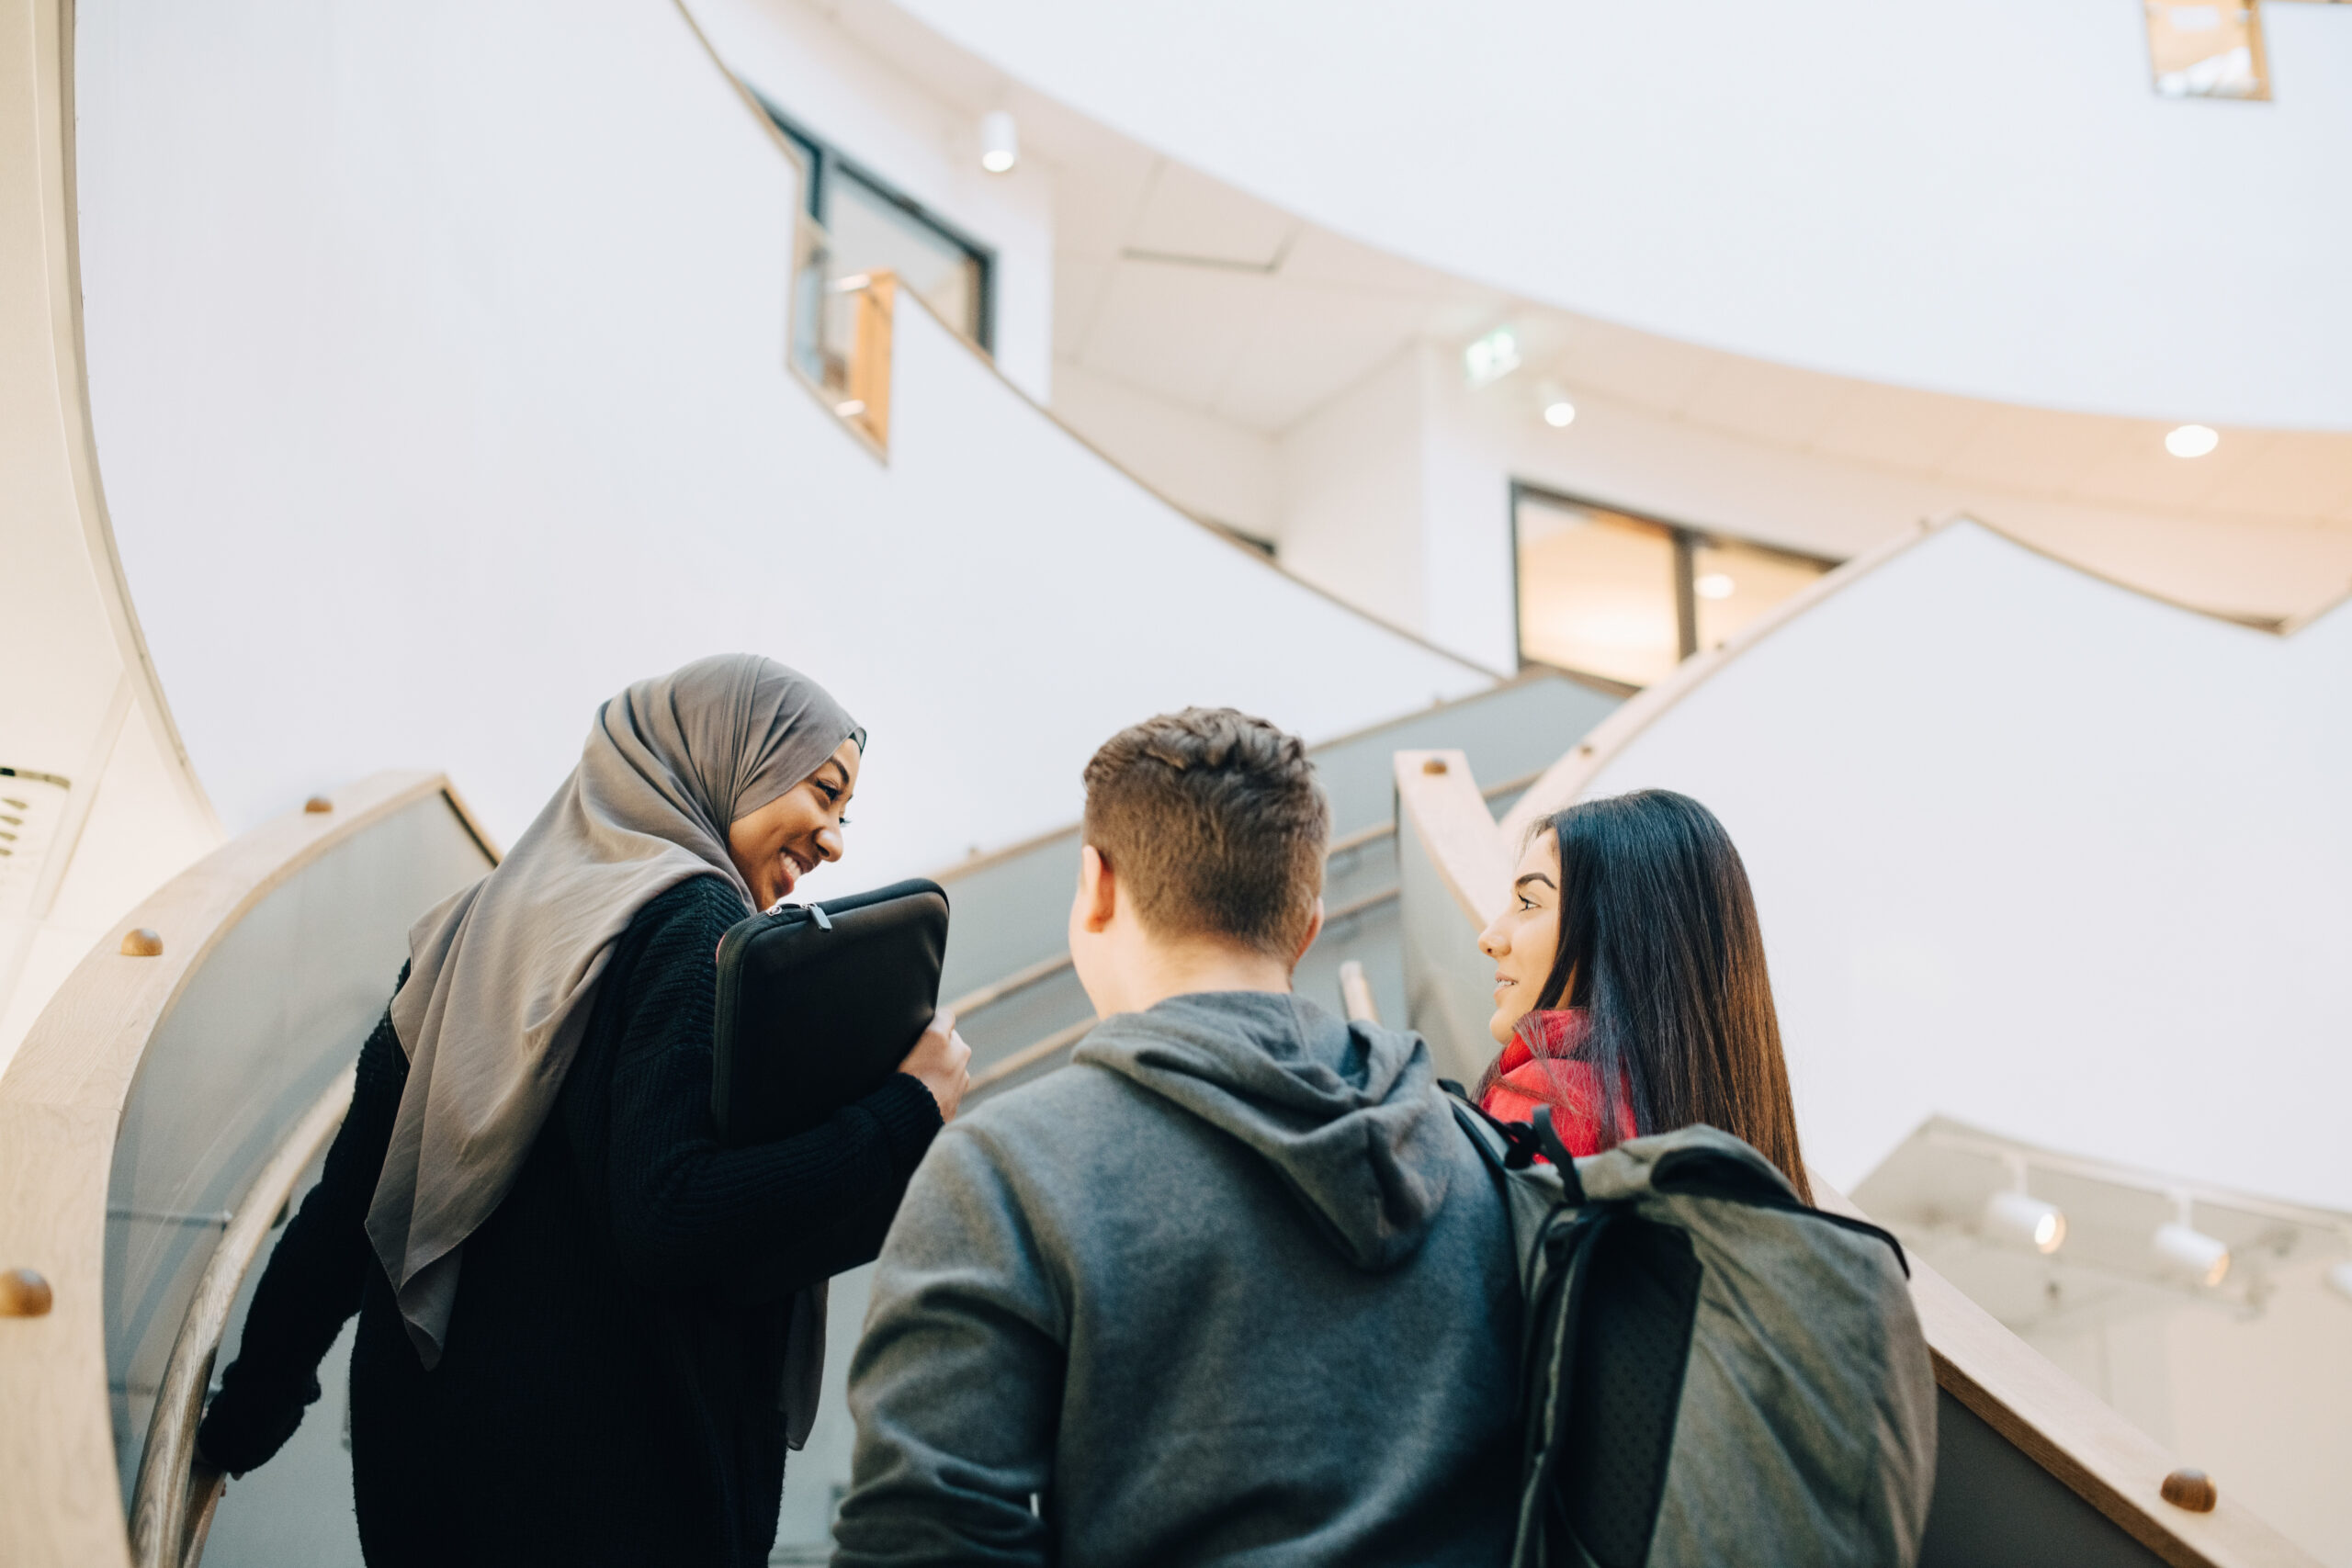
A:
806 0 2352 540
1046 141 2352 534
887 0 2352 433
1053 163 1503 433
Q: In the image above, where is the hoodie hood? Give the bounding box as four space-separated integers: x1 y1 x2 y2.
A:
1073 991 1456 1271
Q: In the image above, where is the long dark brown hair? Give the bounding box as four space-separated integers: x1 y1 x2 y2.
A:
1525 789 1810 1201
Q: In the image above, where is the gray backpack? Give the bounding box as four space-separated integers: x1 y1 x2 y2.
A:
1446 1092 1939 1568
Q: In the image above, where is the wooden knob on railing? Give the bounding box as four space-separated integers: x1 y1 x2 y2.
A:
2161 1468 2217 1512
303 795 334 814
1 1268 53 1316
1420 758 1448 774
120 928 164 957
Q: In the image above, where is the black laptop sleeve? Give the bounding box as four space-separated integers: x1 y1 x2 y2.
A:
710 877 949 1146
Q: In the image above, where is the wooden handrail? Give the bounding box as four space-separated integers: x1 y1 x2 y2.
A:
1394 748 2317 1567
0 771 488 1568
1336 961 1379 1026
968 1016 1095 1095
128 1066 356 1568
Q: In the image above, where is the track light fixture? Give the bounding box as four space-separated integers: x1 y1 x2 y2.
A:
1981 1155 2066 1255
979 110 1018 175
1984 1189 2067 1255
1533 378 1576 428
2152 1193 2230 1288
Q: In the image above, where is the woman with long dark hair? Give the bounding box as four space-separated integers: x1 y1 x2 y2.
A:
1474 788 1809 1200
194 654 970 1566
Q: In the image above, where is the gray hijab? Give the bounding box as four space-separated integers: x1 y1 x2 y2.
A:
367 654 858 1439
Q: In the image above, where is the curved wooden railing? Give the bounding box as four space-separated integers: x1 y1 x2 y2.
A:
126 1066 355 1568
0 771 497 1568
1394 749 2318 1568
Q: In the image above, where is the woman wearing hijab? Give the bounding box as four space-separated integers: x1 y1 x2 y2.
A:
1471 788 1810 1200
195 654 970 1567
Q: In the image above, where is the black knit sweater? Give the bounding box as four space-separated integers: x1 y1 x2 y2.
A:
197 875 943 1567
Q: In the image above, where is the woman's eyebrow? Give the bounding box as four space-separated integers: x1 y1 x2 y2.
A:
1515 872 1555 891
820 760 850 788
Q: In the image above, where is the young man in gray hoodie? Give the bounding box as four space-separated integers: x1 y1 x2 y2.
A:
831 708 1520 1567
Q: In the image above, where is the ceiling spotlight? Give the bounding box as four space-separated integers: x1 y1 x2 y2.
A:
2153 1221 2231 1288
1984 1189 2067 1255
1694 573 1736 602
1532 378 1576 427
1464 327 1521 389
2328 1260 2352 1306
2165 423 2220 458
979 110 1019 175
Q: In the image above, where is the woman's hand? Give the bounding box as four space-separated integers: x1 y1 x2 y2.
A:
899 1010 972 1122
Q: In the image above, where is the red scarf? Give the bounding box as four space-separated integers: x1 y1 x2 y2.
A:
1477 1010 1637 1158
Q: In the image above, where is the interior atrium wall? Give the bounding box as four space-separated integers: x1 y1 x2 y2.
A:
1521 520 2352 1211
1276 349 1430 647
1048 359 1280 542
69 0 1488 892
1256 336 2352 675
0 0 219 1070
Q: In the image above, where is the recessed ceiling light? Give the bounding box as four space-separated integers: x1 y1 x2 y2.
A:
1543 400 1577 428
979 110 1018 174
1694 573 1736 601
2165 423 2220 458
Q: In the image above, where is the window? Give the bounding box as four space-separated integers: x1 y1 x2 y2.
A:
2143 1 2268 99
759 97 994 352
828 170 987 341
1511 486 1838 689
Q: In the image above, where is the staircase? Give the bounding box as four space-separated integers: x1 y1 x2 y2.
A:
771 671 1622 1560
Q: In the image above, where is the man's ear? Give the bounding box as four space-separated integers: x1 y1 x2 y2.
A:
1289 897 1326 971
1079 844 1119 934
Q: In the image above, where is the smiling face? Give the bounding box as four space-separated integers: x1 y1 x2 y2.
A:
726 737 860 909
1476 829 1566 1046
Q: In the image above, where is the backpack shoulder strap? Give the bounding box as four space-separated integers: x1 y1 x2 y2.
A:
1440 1080 1588 1203
1440 1084 1582 1290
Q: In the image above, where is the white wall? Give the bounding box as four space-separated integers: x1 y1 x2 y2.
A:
1048 359 1278 539
0 0 218 1075
888 0 2352 430
1276 349 1429 641
686 0 1056 403
70 0 1488 896
1268 340 2352 675
1531 521 2352 1212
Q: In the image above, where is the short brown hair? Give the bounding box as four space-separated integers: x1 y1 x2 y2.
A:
1081 708 1329 960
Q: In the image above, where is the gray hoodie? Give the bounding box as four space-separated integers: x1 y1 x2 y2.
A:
831 991 1520 1568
